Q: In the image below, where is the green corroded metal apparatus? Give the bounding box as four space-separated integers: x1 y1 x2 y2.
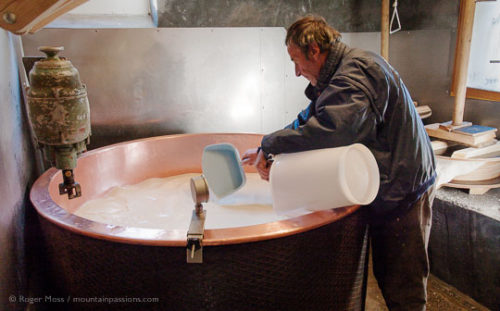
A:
27 46 91 199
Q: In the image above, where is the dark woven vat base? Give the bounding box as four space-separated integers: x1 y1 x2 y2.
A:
38 209 368 311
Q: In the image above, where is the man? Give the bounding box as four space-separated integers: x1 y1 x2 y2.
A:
241 16 436 311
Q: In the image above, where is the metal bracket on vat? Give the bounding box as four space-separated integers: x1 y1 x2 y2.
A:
187 175 209 263
187 207 206 263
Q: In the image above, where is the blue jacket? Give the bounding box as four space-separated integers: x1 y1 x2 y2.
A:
261 42 436 217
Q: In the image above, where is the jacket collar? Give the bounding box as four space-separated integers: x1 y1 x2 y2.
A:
305 40 347 100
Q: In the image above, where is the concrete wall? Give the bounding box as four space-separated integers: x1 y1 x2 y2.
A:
157 0 458 31
430 188 500 310
0 31 35 311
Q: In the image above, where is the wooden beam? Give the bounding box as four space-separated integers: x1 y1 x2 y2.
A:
0 0 59 34
381 0 390 61
29 0 88 33
464 87 500 102
0 0 88 35
452 0 476 126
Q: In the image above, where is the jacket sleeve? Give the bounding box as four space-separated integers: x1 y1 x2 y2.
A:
284 103 314 129
262 76 381 155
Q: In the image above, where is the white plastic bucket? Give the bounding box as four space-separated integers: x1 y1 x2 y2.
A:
269 144 380 215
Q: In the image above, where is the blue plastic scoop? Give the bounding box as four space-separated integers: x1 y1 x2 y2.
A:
202 143 246 199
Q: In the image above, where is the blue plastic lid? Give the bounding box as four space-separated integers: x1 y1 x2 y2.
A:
202 143 246 198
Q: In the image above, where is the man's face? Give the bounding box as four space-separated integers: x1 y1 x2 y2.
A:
287 43 323 86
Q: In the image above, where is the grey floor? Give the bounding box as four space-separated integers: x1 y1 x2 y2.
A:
365 256 490 311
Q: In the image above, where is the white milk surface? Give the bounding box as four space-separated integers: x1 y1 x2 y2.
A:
75 173 302 230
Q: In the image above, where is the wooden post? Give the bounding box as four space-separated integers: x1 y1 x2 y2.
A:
453 0 476 126
381 0 390 61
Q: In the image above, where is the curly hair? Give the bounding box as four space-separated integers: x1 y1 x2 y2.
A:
285 15 341 57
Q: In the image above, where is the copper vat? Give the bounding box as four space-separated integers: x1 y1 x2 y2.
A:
30 133 368 311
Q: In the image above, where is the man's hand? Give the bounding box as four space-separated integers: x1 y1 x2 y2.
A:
241 148 272 181
241 148 259 166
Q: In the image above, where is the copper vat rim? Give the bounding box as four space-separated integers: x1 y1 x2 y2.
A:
30 133 360 247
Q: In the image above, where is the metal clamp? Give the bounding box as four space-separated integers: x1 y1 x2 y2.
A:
186 175 209 263
187 208 206 263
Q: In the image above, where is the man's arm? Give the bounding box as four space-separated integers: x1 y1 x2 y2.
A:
262 77 380 155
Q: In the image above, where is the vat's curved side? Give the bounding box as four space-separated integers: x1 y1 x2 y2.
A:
30 133 369 311
38 208 368 311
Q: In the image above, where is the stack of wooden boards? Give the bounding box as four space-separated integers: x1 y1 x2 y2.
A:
426 122 497 148
428 124 500 195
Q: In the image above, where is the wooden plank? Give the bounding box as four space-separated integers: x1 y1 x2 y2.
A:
29 0 89 33
0 0 88 34
465 87 500 102
431 140 450 155
468 188 490 195
416 105 432 119
451 141 500 159
426 123 496 147
444 176 500 195
0 0 60 34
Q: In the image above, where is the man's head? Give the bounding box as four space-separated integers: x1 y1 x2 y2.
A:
285 15 341 86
